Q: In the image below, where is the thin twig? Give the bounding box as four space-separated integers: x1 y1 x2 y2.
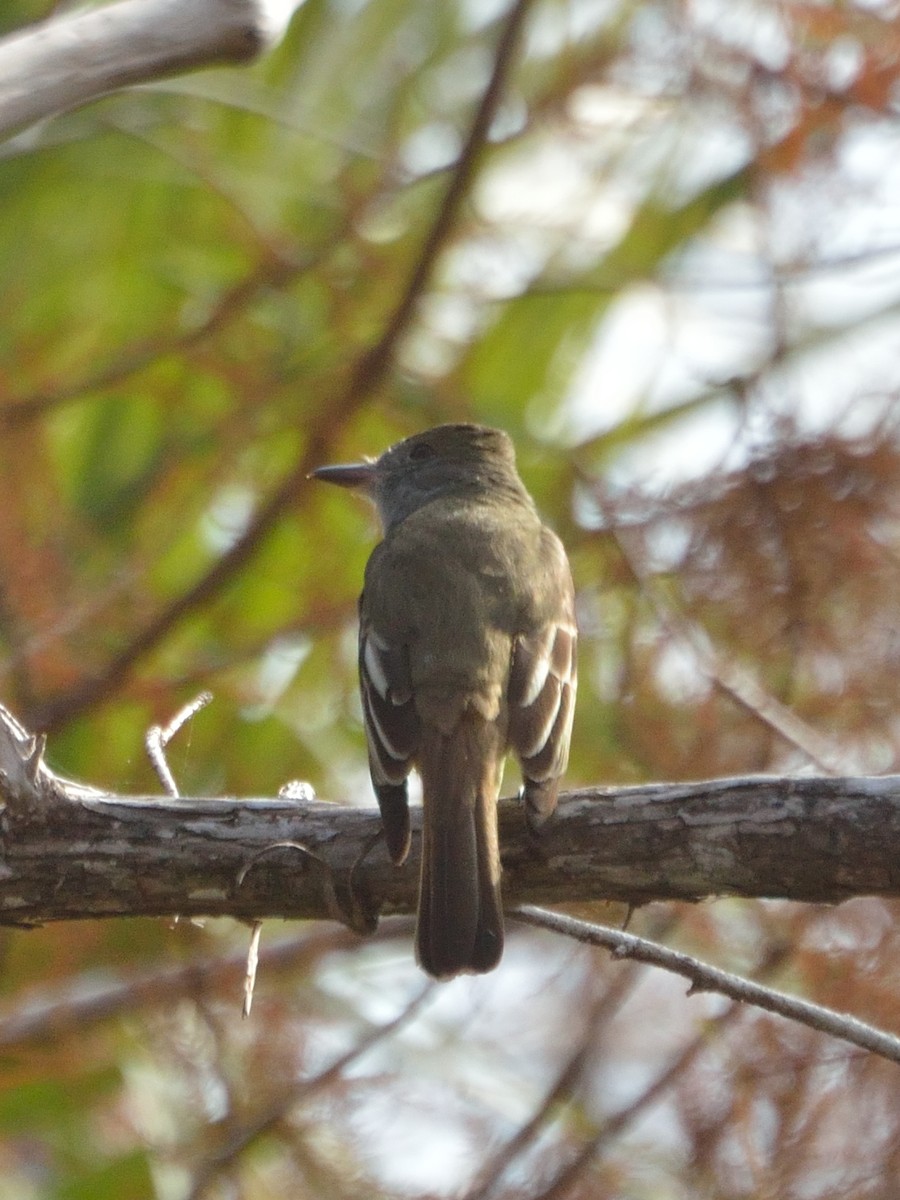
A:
145 691 213 797
242 921 262 1018
515 907 900 1065
528 940 795 1199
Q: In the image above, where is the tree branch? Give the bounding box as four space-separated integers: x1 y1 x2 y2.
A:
2 703 900 926
0 0 278 142
5 701 900 1070
515 907 900 1065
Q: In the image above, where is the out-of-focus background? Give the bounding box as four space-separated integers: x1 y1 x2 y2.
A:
3 0 900 1195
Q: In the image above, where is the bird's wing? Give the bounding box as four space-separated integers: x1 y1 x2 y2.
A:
358 599 420 863
507 534 577 827
358 615 420 783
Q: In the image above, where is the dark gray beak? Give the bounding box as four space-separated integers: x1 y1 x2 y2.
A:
309 461 376 489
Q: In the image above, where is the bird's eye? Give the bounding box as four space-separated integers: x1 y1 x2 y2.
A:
408 441 436 462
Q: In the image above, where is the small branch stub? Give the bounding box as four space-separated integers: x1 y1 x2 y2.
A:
146 691 213 798
0 704 55 814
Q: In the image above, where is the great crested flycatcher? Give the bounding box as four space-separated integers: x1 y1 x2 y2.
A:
312 424 577 979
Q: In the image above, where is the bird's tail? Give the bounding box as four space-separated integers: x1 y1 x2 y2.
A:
415 718 504 979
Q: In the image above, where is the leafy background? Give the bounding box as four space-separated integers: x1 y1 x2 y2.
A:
2 0 900 1196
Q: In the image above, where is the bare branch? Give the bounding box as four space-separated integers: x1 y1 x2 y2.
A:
3 721 900 923
516 907 900 1066
145 690 213 797
0 0 279 142
4 700 900 1072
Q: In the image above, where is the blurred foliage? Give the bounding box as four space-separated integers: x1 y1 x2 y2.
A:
2 0 900 1196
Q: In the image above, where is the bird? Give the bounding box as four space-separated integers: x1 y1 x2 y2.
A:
311 424 576 978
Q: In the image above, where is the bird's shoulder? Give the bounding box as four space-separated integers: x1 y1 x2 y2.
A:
370 493 544 572
362 495 572 638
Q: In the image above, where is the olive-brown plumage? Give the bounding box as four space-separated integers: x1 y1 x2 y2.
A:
312 424 576 978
